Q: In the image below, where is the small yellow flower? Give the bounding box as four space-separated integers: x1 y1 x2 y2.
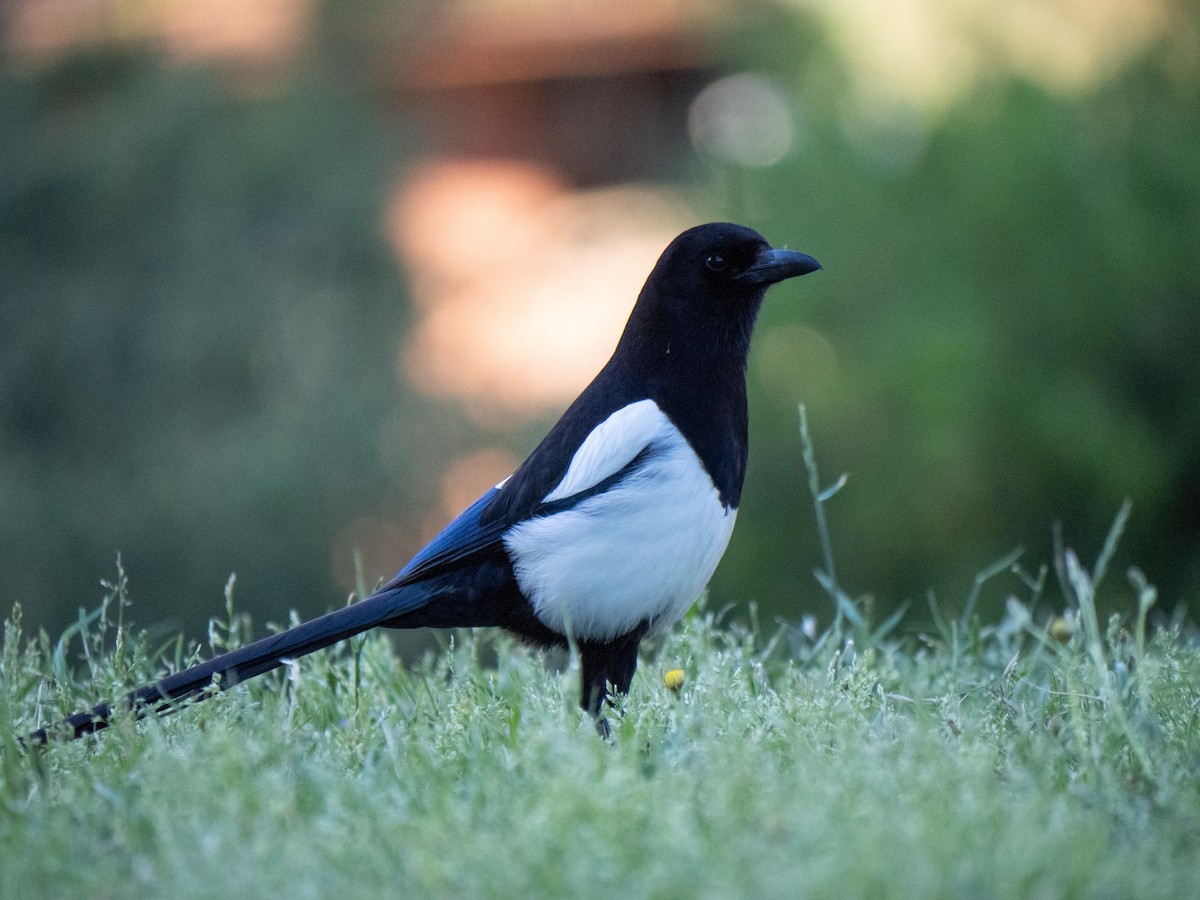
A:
664 668 686 694
1048 616 1072 642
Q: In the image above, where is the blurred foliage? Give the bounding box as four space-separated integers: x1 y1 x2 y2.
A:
1 3 1198 645
0 46 469 640
714 4 1200 623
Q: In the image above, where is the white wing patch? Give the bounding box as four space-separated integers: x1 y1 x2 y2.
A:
542 399 667 504
504 402 738 642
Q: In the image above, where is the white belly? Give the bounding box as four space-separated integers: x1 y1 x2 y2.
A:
503 426 737 642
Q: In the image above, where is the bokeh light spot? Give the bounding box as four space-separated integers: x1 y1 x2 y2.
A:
388 158 692 424
688 73 795 168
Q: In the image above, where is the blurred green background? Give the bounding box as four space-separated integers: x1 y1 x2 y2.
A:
2 0 1197 646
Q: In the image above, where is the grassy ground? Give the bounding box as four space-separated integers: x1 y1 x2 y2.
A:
2 538 1197 900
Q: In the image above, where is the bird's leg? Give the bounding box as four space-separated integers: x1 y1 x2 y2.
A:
579 631 642 737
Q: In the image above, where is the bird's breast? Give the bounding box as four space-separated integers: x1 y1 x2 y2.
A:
503 422 737 642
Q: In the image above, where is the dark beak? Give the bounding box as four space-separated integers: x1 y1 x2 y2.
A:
734 247 822 286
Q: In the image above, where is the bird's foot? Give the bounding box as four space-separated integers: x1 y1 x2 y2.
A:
594 714 612 741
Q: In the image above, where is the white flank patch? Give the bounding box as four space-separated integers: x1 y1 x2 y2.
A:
504 401 738 642
542 398 667 503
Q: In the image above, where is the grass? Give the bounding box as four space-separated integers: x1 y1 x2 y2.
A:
2 415 1197 898
1 548 1197 899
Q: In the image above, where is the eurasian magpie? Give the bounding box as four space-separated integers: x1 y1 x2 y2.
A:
28 222 820 744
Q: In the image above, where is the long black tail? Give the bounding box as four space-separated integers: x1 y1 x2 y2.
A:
25 586 426 745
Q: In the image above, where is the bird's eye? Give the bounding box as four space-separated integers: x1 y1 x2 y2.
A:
705 254 727 271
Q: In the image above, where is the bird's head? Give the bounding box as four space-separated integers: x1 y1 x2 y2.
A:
627 222 821 363
662 221 821 295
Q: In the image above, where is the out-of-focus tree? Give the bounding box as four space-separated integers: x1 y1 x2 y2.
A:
711 1 1200 622
0 48 458 639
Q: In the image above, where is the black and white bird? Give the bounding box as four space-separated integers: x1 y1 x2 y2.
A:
30 222 821 743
